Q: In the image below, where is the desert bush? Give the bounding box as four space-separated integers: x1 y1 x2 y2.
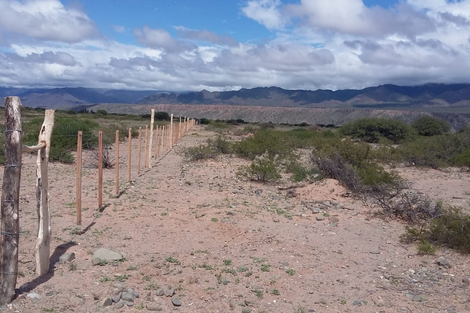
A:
207 136 232 154
340 117 414 143
286 162 321 182
397 131 470 168
199 118 210 125
412 116 451 136
184 144 218 161
234 128 293 161
237 154 281 183
23 117 99 163
402 207 470 254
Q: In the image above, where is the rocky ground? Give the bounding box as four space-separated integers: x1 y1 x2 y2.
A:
1 125 470 313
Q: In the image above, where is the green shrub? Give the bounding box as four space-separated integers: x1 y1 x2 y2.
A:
412 116 451 136
155 111 170 121
402 207 470 254
23 117 99 163
184 144 217 161
237 154 281 183
207 136 232 154
286 162 320 182
340 117 414 143
234 129 293 161
199 118 210 125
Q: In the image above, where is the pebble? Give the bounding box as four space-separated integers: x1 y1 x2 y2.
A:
146 304 163 311
172 297 182 306
156 288 164 296
112 293 122 303
102 298 112 307
370 251 381 255
59 252 76 263
165 288 175 297
26 293 40 300
316 215 326 221
436 257 452 269
121 292 135 302
115 302 125 309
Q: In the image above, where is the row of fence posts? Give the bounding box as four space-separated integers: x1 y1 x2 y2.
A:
0 99 195 305
75 110 196 225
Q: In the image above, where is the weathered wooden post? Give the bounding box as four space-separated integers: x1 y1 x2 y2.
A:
143 125 148 168
178 116 182 141
127 128 132 182
170 114 174 149
76 131 82 225
115 130 119 196
35 109 55 277
160 126 165 156
98 131 103 209
137 127 142 175
154 126 160 158
148 109 155 168
0 97 22 304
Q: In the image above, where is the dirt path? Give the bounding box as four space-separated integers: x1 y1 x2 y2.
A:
2 125 470 313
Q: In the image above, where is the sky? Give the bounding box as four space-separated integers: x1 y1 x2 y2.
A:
1 0 470 92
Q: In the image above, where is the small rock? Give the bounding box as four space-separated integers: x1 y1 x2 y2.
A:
102 298 112 307
352 300 362 306
146 304 163 311
121 292 135 302
370 251 381 255
311 207 320 214
59 252 76 263
112 293 122 303
165 289 175 297
156 288 164 296
172 297 182 306
115 302 125 309
436 257 452 269
463 277 470 285
27 292 40 300
329 217 339 224
316 215 326 221
286 189 297 198
92 248 123 262
412 295 423 302
91 257 101 266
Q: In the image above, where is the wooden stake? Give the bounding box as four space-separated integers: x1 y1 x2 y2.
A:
178 116 182 141
170 114 174 149
128 128 132 182
76 131 82 225
148 109 155 168
154 126 159 158
160 126 165 156
0 97 22 304
35 109 55 277
98 131 103 209
143 125 148 168
137 127 142 175
115 130 119 196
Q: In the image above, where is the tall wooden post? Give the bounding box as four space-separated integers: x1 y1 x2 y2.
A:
35 109 55 277
154 126 159 158
76 131 82 225
160 126 165 156
0 97 22 304
148 109 155 168
143 125 148 168
170 114 174 149
115 130 119 196
128 128 132 182
137 127 142 175
178 116 182 141
98 131 103 209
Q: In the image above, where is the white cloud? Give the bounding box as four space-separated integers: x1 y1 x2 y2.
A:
134 26 195 53
176 27 239 47
112 25 126 33
0 0 99 43
242 0 285 30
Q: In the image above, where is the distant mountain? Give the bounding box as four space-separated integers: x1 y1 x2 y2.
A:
0 87 161 109
138 84 470 110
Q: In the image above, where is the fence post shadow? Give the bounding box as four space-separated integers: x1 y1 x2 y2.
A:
17 241 78 296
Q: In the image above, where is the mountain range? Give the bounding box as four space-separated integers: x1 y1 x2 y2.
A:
1 83 470 113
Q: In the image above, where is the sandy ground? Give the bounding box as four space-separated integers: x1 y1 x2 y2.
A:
1 125 470 313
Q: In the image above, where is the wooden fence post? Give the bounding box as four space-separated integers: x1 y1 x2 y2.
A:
170 114 174 149
160 126 165 156
148 109 155 168
154 126 159 158
98 131 103 209
128 128 132 182
0 97 22 304
138 127 142 175
76 131 82 225
143 125 148 168
35 109 55 277
178 116 182 141
115 130 119 196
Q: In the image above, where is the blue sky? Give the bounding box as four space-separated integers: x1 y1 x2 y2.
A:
0 0 469 91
